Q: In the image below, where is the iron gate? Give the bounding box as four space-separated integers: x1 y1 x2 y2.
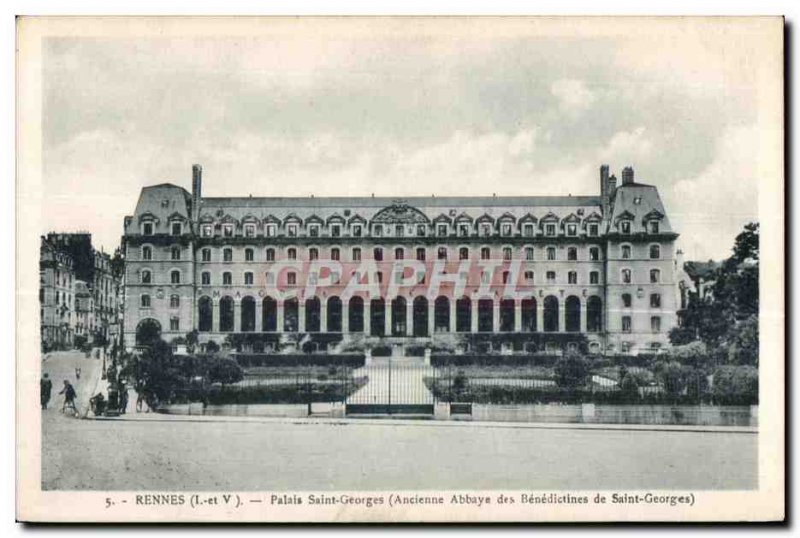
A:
345 357 437 415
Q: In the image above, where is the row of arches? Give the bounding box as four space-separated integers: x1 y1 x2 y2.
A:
197 295 603 335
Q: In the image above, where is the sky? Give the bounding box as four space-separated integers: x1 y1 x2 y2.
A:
40 18 768 260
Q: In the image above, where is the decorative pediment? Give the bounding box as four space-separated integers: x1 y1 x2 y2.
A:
219 214 239 226
475 213 495 224
371 202 430 225
198 214 215 224
583 211 603 222
642 209 665 222
540 211 560 222
518 213 538 224
304 214 324 226
283 213 302 225
497 212 517 223
562 213 581 223
347 213 367 225
615 210 635 222
326 213 345 225
166 212 187 222
241 214 259 224
137 211 160 224
454 212 473 223
263 215 281 225
431 213 453 224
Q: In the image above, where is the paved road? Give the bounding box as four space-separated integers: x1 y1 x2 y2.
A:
348 360 435 404
41 351 106 417
42 411 757 491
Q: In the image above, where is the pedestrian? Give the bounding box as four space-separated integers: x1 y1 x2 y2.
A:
75 367 81 380
135 380 145 413
59 380 77 416
119 382 129 414
40 373 53 410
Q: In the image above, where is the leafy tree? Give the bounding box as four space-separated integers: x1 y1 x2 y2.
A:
712 365 758 404
205 340 220 354
452 370 469 398
553 352 589 389
655 361 686 398
208 358 244 386
185 330 199 354
618 372 640 400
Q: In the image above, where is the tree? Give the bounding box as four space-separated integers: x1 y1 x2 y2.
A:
655 361 686 398
208 358 244 386
184 330 199 355
553 352 589 389
712 365 758 405
205 340 220 354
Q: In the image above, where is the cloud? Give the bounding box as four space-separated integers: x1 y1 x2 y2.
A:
550 78 596 116
667 125 759 261
598 126 654 166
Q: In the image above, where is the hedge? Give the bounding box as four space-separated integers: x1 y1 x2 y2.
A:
233 353 365 368
171 376 368 405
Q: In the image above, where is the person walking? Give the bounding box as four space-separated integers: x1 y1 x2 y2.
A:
74 367 81 380
40 374 53 410
118 382 129 414
60 380 78 416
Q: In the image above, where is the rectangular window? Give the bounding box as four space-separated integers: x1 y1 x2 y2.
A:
590 271 599 284
223 224 234 237
352 225 362 237
524 271 534 282
649 221 660 234
266 224 276 237
309 225 319 238
170 318 179 331
418 271 426 285
309 272 318 285
223 249 233 262
331 248 340 261
202 225 213 237
201 272 210 285
651 316 661 333
481 224 491 237
143 222 153 236
568 271 577 284
287 224 298 237
416 248 426 261
244 224 255 237
437 247 448 260
588 223 599 237
481 271 491 285
567 224 577 236
244 272 254 285
547 247 556 261
140 295 151 308
546 271 556 283
589 247 599 261
621 221 631 234
202 249 211 262
502 271 510 284
223 272 232 285
373 225 383 237
458 223 469 237
622 316 632 333
525 247 534 261
287 272 297 286
374 248 383 261
352 248 362 262
395 224 404 237
650 293 662 308
567 247 577 261
437 224 448 236
245 249 254 261
171 222 182 236
331 225 341 237
417 224 426 236
502 223 512 236
546 224 556 236
265 273 275 285
524 224 534 237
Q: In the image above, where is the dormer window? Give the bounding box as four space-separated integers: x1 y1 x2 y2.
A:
171 222 182 236
373 225 383 237
266 224 277 237
566 224 577 237
244 224 255 238
588 223 599 237
309 225 320 238
352 225 362 237
331 225 341 237
649 221 660 234
546 224 556 237
223 224 234 237
142 222 154 236
287 224 298 237
417 224 427 237
620 221 631 234
523 224 534 237
437 224 448 237
501 223 512 236
395 224 404 237
201 225 213 237
458 223 469 237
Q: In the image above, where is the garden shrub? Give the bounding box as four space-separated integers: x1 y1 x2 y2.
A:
712 365 758 405
553 353 589 389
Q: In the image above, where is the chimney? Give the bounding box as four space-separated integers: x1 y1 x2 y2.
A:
600 164 610 218
608 174 617 194
621 166 634 185
192 164 202 221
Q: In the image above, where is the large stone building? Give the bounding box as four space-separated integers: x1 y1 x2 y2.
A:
122 164 681 356
40 235 77 349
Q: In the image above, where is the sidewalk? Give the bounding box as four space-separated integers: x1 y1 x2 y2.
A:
101 408 758 434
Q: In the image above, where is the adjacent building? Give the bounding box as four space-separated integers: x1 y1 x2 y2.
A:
122 164 681 355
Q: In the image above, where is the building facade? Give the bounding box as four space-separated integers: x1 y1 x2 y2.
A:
122 164 681 355
40 236 76 349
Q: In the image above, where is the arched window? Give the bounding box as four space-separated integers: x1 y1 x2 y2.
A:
241 296 256 332
478 299 493 332
305 297 321 332
201 272 210 285
370 298 385 336
219 296 234 332
244 272 254 285
287 248 297 260
521 298 536 332
434 296 450 332
437 247 448 260
283 298 298 332
223 248 233 262
565 296 581 332
500 298 515 332
201 248 211 262
547 247 556 260
394 247 404 260
261 296 277 332
544 296 559 332
140 294 151 308
348 296 364 333
525 247 534 261
171 246 181 261
331 248 340 261
587 296 602 333
245 248 254 261
413 296 428 337
373 247 383 261
141 246 152 260
456 296 471 332
481 247 491 260
459 247 469 260
141 270 151 284
391 297 407 336
309 248 319 261
222 272 232 285
502 247 512 261
198 296 212 332
169 294 180 308
170 270 180 284
266 248 275 262
649 244 661 259
327 296 342 332
416 247 426 261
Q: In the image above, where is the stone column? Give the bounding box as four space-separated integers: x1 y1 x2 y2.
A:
536 299 544 333
364 300 372 336
276 302 285 333
298 299 306 333
428 300 436 336
514 300 522 332
255 299 263 332
471 297 479 333
212 298 220 333
406 299 414 336
449 299 457 333
385 300 393 336
320 301 328 333
233 298 241 333
492 302 500 333
580 297 588 333
558 297 566 333
342 301 350 333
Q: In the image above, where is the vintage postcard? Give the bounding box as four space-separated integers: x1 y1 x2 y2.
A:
16 16 784 523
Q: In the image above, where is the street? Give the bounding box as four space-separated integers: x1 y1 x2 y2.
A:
42 410 757 491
